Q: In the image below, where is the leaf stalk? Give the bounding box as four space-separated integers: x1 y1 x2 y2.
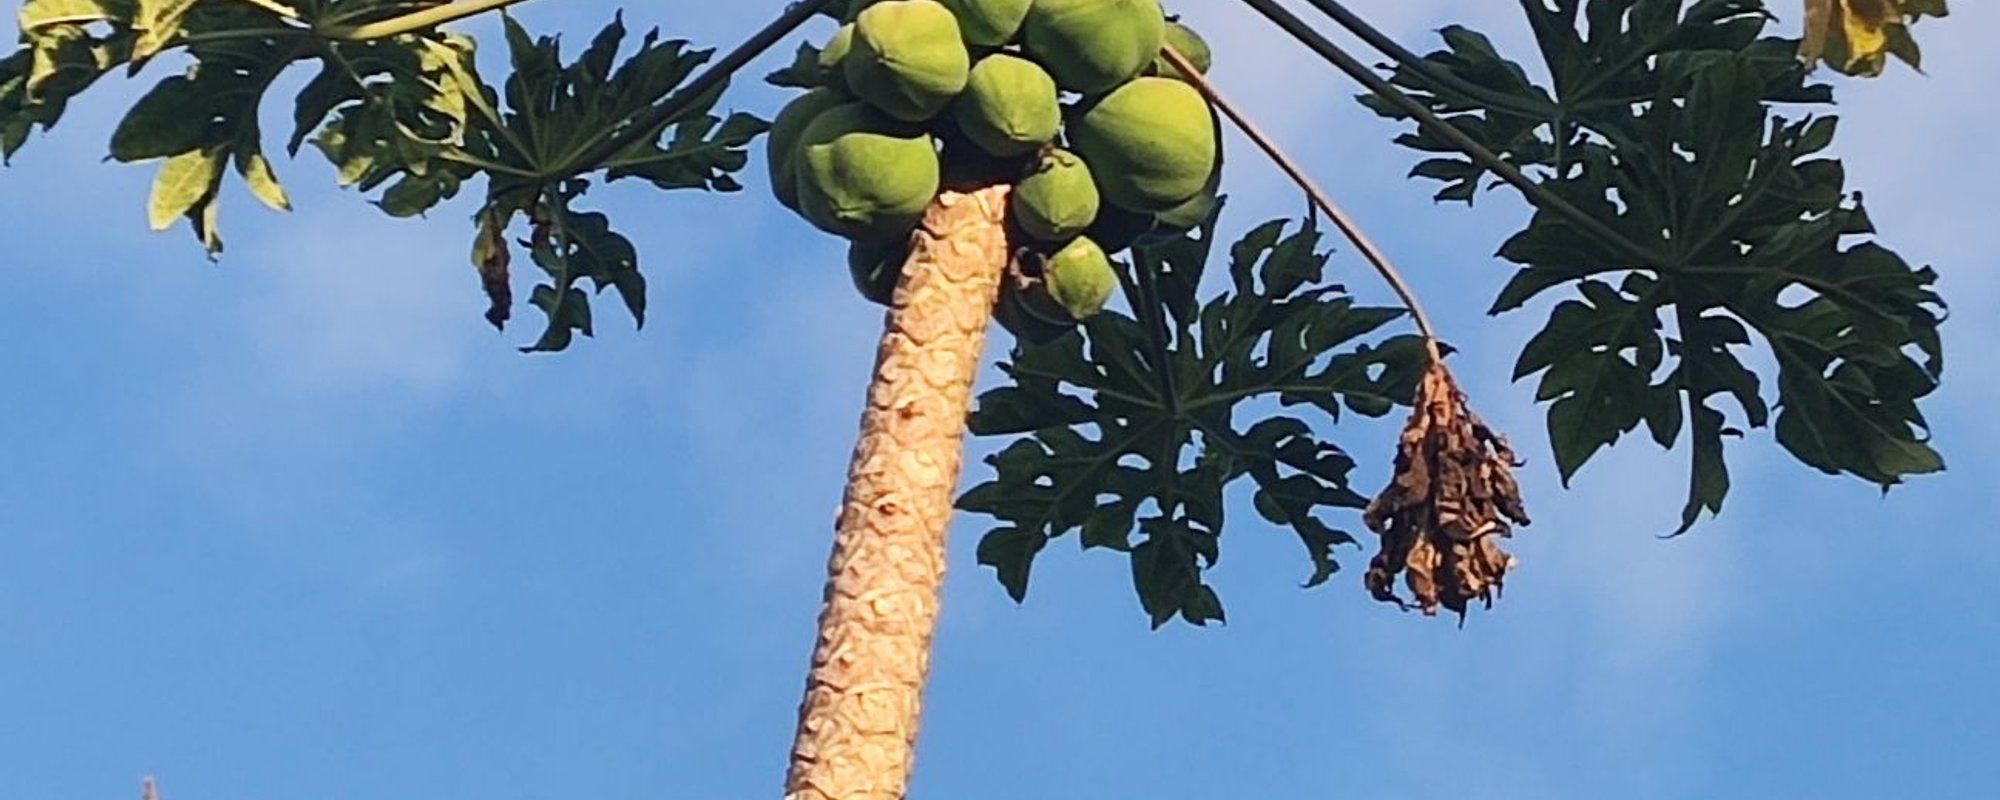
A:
320 0 535 41
1161 44 1442 358
1234 0 1664 270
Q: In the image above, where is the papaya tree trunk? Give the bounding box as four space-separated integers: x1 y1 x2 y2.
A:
783 185 1012 800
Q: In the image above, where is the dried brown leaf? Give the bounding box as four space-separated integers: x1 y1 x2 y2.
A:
1364 362 1530 619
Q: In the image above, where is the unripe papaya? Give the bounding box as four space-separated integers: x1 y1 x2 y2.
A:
766 87 850 212
1152 22 1212 81
818 25 855 92
1021 0 1165 94
844 0 971 122
1153 106 1223 232
953 54 1060 157
848 238 907 306
1012 148 1099 242
1153 182 1216 232
937 0 1032 47
1041 236 1117 319
1070 76 1217 211
795 103 941 240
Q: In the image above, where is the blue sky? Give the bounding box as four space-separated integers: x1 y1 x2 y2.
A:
2 2 1994 799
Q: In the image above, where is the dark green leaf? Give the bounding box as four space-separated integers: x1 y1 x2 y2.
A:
1375 7 1946 529
961 211 1428 625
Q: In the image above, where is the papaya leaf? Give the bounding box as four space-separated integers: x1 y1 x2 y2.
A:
1366 3 1945 532
960 211 1431 627
762 40 824 89
0 0 478 247
2 0 134 161
463 13 729 182
513 185 643 353
147 145 221 236
1359 0 1826 203
455 14 765 351
130 0 199 65
233 147 291 211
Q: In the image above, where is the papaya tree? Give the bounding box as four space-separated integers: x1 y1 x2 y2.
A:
0 0 1953 798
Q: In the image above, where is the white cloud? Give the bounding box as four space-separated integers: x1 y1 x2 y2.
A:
225 206 487 398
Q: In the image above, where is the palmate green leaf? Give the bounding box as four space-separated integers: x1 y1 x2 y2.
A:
1510 60 1941 531
1368 3 1945 532
105 3 311 255
305 32 479 204
4 1 750 356
762 40 824 90
454 14 765 352
513 185 644 353
468 13 719 180
606 109 765 192
960 211 1430 627
2 0 477 250
4 0 474 236
1360 0 1826 203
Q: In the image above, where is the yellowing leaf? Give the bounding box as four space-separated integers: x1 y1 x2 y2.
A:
18 0 122 33
1800 0 1950 77
132 0 200 64
148 147 221 231
233 148 292 212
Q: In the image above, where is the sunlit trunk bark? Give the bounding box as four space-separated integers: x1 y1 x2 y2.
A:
783 185 1012 800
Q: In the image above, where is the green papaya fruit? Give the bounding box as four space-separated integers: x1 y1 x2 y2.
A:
1070 76 1217 211
844 0 971 122
818 24 855 92
1041 236 1117 319
1152 182 1216 232
1151 22 1212 81
795 103 941 239
848 238 907 306
766 87 850 212
953 54 1060 157
1085 204 1157 253
937 0 1032 47
1153 103 1223 232
1011 148 1100 242
1021 0 1165 94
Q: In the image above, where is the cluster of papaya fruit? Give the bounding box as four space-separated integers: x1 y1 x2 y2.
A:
765 0 1219 327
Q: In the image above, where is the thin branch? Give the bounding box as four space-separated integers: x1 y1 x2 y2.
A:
1233 0 1667 270
1161 45 1441 354
564 0 842 178
319 0 533 41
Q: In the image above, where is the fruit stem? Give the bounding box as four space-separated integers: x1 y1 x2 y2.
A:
1161 45 1442 358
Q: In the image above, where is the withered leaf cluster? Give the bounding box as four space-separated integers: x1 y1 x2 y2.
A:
1364 362 1530 619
